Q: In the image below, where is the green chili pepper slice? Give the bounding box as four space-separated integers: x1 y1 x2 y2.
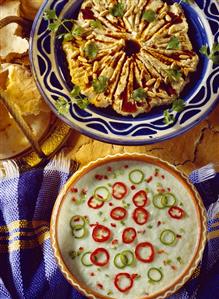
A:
94 186 110 202
148 267 163 282
153 194 166 209
161 193 176 207
70 215 86 229
114 250 134 269
81 251 93 267
160 229 176 246
122 250 134 266
72 225 87 239
129 169 145 184
114 253 127 269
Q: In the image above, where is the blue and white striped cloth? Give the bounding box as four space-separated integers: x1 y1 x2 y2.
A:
0 157 218 299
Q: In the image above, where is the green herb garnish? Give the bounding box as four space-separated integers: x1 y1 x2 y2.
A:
166 68 182 81
72 24 84 36
163 98 186 124
132 88 147 101
177 256 183 264
167 36 180 50
172 98 185 112
92 76 108 93
44 9 85 41
200 43 219 65
90 19 103 29
84 42 99 59
70 85 80 98
71 85 90 110
163 109 174 125
55 97 70 115
69 250 77 259
143 9 156 22
110 2 125 17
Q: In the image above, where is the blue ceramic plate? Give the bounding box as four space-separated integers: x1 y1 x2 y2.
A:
30 0 219 145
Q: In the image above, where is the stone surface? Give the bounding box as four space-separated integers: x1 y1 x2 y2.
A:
66 104 219 176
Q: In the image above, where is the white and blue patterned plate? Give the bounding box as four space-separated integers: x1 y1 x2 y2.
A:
30 0 219 145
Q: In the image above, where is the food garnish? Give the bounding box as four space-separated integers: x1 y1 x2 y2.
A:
122 227 137 244
200 43 219 65
110 207 127 221
90 248 110 266
148 267 163 282
160 229 177 246
110 2 125 18
143 9 156 23
135 242 155 263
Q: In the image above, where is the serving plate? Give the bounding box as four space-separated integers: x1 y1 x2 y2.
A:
30 0 219 145
50 153 207 299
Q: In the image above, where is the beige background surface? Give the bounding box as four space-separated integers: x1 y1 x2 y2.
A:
66 104 219 175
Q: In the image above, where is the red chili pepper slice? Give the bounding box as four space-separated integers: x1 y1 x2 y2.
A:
122 227 137 244
92 224 111 242
112 182 128 200
132 190 148 207
114 273 134 293
168 206 184 219
133 207 149 225
135 242 155 263
90 248 110 266
110 207 127 221
87 196 104 209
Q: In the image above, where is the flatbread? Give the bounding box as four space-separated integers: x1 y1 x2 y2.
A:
0 63 51 159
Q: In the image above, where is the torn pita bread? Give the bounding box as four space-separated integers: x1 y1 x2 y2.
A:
0 0 29 62
0 64 51 159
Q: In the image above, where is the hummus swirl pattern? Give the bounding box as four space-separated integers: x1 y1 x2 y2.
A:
63 0 199 116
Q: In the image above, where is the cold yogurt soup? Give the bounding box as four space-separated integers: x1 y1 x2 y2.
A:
54 155 206 299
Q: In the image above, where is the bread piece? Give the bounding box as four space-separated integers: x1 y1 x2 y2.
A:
2 63 49 116
0 0 29 62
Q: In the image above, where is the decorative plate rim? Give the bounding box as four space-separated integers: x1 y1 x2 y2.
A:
50 153 207 299
30 0 219 145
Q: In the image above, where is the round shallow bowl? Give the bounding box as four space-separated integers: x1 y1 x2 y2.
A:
50 153 207 299
30 0 219 145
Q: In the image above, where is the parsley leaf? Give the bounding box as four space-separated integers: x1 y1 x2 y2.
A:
63 32 74 41
143 9 156 23
110 2 125 18
92 76 108 93
76 97 90 110
70 85 90 110
84 42 99 59
200 43 219 65
70 85 81 98
48 22 61 32
167 36 180 50
132 88 147 101
72 24 84 36
172 99 185 112
163 98 186 124
163 109 174 124
90 19 103 29
165 68 182 81
43 9 57 20
55 97 70 115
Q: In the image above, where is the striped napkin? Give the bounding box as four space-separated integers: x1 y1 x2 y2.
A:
0 156 218 299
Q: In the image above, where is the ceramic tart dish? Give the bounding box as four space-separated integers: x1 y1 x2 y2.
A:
50 153 207 299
